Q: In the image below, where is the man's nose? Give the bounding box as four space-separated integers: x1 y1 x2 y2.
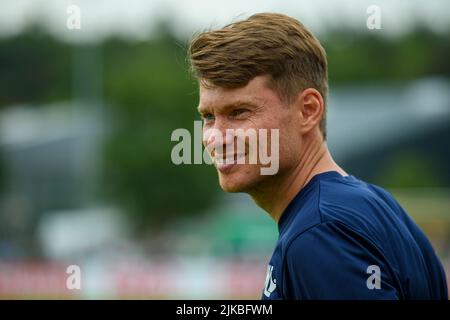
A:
203 122 234 155
204 130 234 150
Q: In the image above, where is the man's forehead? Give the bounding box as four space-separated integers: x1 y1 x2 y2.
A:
198 76 275 111
198 93 261 112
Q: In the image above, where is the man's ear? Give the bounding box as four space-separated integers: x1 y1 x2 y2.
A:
295 88 324 135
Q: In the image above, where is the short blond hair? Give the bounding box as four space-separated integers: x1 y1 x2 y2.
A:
188 13 329 138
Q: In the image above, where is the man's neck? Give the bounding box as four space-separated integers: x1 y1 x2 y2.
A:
248 137 347 223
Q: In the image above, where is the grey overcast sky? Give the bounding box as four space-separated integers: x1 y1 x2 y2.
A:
1 0 449 42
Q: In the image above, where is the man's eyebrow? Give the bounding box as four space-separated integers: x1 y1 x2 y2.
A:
197 100 259 114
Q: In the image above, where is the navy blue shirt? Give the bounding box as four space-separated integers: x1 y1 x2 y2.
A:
262 171 448 300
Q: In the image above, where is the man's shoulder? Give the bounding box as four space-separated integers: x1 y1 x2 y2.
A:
280 177 401 256
317 176 402 229
318 175 394 210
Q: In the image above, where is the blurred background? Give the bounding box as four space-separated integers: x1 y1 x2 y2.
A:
0 0 449 299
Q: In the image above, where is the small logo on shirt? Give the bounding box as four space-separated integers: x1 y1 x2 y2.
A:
366 265 381 290
263 265 277 297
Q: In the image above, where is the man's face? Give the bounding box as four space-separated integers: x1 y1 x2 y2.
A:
198 75 303 193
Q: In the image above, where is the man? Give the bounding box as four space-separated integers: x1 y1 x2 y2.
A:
188 13 448 299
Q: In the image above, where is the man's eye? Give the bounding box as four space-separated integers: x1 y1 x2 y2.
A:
202 113 215 122
232 108 248 117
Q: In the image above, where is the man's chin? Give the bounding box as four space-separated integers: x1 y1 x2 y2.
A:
217 171 259 193
219 181 244 193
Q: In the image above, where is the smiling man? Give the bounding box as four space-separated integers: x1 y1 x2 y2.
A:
188 13 448 299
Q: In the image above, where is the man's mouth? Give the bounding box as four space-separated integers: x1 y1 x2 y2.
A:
214 153 246 172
